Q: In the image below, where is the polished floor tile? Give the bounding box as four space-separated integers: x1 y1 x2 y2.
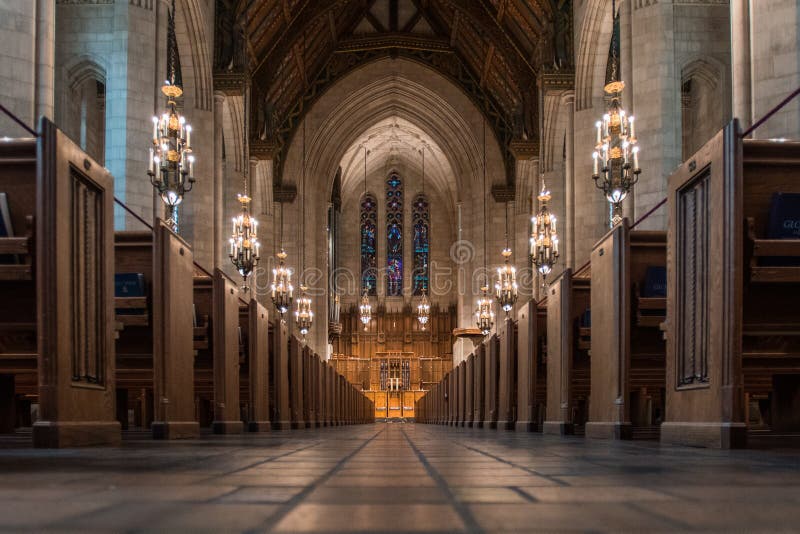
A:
1 423 799 533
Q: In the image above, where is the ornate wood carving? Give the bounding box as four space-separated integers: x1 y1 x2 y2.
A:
70 167 105 385
676 169 710 387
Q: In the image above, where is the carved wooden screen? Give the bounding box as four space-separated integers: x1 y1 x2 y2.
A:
412 193 429 295
676 168 710 387
70 167 105 384
360 193 377 295
386 174 403 296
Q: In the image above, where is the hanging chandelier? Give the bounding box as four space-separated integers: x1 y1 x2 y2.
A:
495 249 518 313
229 194 260 291
359 289 372 331
148 0 194 233
295 286 314 337
495 200 518 313
475 286 495 336
475 119 494 335
294 113 313 340
417 289 430 329
530 178 559 284
358 146 372 331
592 0 640 228
227 7 259 291
271 249 293 317
416 146 431 330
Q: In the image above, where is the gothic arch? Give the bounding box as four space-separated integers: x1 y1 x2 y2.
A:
574 0 614 111
175 0 213 111
680 56 728 159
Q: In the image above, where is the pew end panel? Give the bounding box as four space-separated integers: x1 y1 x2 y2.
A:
588 222 633 440
247 299 270 432
663 120 747 449
271 319 291 430
210 269 243 434
33 118 121 447
192 274 214 426
150 222 199 439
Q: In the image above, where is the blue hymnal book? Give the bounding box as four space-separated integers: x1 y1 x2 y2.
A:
580 308 591 328
764 193 800 266
642 266 667 298
115 273 146 315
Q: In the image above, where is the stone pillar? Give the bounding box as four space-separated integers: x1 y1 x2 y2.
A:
34 0 54 122
620 2 635 222
272 321 291 429
564 94 576 270
213 92 225 270
731 0 752 132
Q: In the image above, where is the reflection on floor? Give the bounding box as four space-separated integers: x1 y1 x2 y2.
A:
1 423 800 532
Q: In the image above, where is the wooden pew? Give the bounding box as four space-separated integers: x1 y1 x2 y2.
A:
302 345 313 428
0 119 121 446
543 266 591 435
0 138 37 434
464 353 474 427
289 335 305 429
663 120 800 448
473 343 485 427
114 222 201 439
457 360 466 426
246 299 270 432
271 320 291 429
586 220 666 440
515 299 539 432
211 269 243 434
482 335 500 429
313 351 323 427
497 318 517 430
113 231 152 431
191 273 214 426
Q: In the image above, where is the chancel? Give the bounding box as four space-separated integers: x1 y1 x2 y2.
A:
0 0 800 532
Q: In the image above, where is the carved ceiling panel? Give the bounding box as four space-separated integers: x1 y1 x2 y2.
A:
214 0 571 186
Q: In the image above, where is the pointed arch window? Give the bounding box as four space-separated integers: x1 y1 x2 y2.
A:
360 193 377 295
386 173 403 296
412 193 430 295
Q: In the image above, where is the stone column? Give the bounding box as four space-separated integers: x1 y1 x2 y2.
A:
620 0 635 222
213 91 226 269
34 0 54 122
731 0 752 132
563 93 575 271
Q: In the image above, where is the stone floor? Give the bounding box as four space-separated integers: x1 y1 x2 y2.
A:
1 423 800 533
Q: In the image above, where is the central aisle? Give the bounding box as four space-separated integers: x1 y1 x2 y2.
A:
1 424 800 532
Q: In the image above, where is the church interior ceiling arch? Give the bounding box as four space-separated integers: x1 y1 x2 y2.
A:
214 0 573 190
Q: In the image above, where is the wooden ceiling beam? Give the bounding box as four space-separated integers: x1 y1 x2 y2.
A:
449 11 460 47
252 0 330 82
364 9 387 32
480 43 495 87
496 0 508 24
281 0 292 23
328 11 338 44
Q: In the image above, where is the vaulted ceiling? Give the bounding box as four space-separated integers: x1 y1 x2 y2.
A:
213 0 572 187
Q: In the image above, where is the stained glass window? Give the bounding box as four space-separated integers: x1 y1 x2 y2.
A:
412 194 429 295
386 174 403 296
360 193 377 295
